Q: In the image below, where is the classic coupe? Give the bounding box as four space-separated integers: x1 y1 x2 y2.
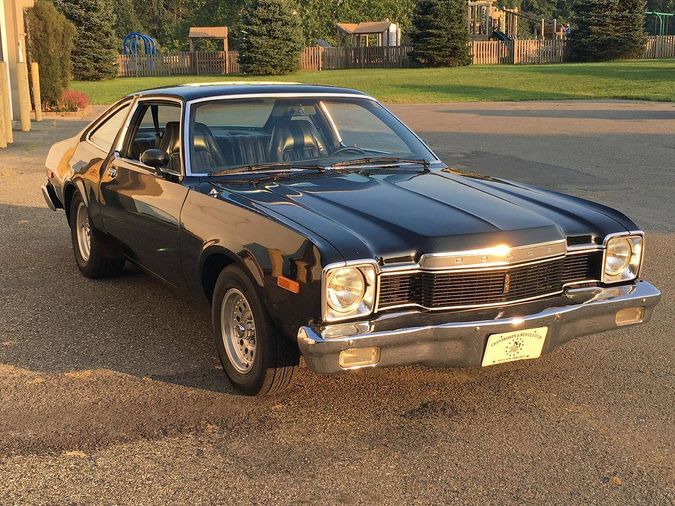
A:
42 83 661 395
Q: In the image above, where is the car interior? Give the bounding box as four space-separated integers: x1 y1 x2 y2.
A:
125 98 418 175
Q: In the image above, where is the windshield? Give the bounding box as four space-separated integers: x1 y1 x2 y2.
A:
188 97 436 174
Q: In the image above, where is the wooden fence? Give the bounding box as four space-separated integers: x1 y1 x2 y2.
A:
322 46 414 69
471 39 568 64
116 36 675 77
118 51 235 77
644 35 675 59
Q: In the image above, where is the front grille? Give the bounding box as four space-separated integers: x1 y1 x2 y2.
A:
377 251 602 311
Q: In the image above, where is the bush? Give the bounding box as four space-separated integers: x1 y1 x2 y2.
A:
410 0 471 67
238 0 304 75
26 0 76 108
53 0 118 80
59 90 91 112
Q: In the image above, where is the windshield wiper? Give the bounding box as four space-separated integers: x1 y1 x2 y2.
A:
211 162 326 177
330 157 430 169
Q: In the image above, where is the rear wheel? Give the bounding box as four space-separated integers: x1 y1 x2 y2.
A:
212 266 299 396
69 191 125 278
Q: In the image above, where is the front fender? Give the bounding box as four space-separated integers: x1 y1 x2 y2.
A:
181 188 336 339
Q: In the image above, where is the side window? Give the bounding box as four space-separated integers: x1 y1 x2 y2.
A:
89 104 130 151
125 103 182 168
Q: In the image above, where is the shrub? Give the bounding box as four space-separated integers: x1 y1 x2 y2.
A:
53 0 118 80
59 90 91 112
26 0 76 108
238 0 304 75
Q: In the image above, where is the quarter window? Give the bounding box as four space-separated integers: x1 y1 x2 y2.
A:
89 104 130 151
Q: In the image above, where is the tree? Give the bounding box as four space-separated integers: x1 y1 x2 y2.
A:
410 0 451 66
410 0 471 67
113 0 146 40
570 0 620 61
26 0 76 107
446 0 472 66
238 0 304 75
570 0 647 61
54 0 118 80
617 0 648 57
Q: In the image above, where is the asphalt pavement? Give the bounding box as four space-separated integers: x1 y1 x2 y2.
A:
0 101 673 504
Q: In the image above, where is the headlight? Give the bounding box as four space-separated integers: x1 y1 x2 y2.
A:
323 262 377 322
603 234 643 283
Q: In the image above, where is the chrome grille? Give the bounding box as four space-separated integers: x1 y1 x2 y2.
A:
377 251 602 311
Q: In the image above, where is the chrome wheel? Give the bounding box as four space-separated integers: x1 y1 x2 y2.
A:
220 288 257 374
75 201 91 262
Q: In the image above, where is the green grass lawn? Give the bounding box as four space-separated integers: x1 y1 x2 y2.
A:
72 59 675 105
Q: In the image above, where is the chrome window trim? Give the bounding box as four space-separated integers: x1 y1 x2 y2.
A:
114 96 186 177
183 93 441 177
85 99 135 154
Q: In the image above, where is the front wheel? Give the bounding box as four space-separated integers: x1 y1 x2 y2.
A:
212 266 300 396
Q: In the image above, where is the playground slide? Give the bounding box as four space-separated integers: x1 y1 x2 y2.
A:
492 30 513 42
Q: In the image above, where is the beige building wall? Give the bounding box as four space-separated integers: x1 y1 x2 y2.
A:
0 0 34 123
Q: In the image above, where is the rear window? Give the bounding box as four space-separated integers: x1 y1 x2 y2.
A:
193 99 275 128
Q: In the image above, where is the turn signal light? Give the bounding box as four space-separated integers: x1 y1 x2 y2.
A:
615 307 644 326
338 347 380 369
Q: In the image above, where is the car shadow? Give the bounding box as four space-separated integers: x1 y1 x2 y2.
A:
0 202 239 394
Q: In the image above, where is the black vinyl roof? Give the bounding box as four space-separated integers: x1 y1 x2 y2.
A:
133 82 370 101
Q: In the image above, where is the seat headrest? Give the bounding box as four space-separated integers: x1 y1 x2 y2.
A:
160 121 181 154
272 120 325 161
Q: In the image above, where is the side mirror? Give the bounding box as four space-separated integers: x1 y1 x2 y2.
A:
140 149 169 171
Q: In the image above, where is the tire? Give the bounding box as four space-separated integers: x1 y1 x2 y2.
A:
212 265 300 396
69 191 125 278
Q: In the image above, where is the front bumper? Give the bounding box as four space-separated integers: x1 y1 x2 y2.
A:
41 181 62 211
298 281 661 374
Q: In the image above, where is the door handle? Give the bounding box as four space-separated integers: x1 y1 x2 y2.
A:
107 167 118 178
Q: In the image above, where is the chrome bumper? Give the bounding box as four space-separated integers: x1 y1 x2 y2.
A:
41 182 61 211
298 281 661 374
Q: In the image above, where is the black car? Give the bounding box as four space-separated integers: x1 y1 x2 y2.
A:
42 83 661 395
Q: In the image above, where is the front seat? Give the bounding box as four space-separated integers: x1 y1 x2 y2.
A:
191 122 227 173
160 121 181 171
270 120 326 162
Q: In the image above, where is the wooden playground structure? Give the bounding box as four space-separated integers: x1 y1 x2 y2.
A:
468 1 567 41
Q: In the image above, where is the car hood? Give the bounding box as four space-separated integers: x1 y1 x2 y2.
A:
218 168 636 263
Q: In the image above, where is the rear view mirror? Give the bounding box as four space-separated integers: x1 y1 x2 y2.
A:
140 149 169 171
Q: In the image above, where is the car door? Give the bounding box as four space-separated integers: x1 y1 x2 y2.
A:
99 98 189 287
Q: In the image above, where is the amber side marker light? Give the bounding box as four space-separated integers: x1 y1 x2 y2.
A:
277 276 300 294
615 307 645 326
338 347 381 369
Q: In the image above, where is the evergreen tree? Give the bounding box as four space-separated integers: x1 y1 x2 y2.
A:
570 0 648 61
447 0 472 66
617 0 648 57
26 0 76 106
238 0 304 75
54 0 118 80
410 0 471 67
570 0 621 61
113 0 146 40
410 0 451 66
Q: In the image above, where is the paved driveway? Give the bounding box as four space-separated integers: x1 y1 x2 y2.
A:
0 101 673 504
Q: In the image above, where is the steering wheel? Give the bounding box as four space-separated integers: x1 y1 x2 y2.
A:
331 146 368 156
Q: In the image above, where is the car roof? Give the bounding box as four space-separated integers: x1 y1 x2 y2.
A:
132 82 370 101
